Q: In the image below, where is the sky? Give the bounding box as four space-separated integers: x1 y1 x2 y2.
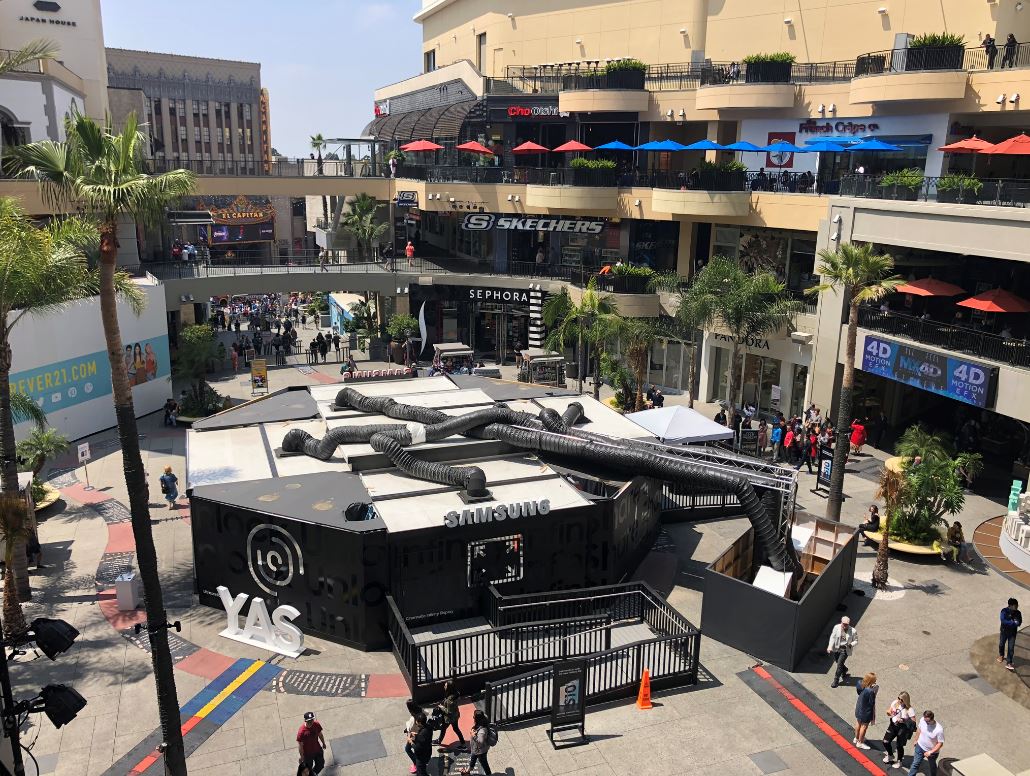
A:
100 0 423 157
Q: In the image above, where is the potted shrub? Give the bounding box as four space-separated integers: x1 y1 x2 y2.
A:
697 159 748 191
936 173 982 204
602 58 647 89
386 313 419 364
743 52 796 83
906 33 965 71
878 168 925 200
609 262 655 293
569 156 617 186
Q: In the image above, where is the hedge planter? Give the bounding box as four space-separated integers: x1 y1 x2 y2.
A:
905 45 964 72
881 185 920 201
855 54 886 76
937 188 979 205
745 61 793 83
604 69 646 90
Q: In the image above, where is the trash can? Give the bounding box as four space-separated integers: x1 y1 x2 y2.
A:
115 572 143 611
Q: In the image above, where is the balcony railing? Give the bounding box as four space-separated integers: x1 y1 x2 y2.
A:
856 42 1030 75
858 307 1030 369
839 174 1030 208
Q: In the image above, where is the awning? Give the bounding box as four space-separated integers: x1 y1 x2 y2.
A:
361 99 479 142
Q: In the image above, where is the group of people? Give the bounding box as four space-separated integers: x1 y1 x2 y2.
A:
402 686 497 776
307 331 342 363
427 356 481 377
982 33 1021 70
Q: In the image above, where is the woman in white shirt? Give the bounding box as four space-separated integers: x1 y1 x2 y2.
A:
882 691 916 769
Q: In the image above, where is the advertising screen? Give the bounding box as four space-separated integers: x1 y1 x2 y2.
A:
861 336 997 408
201 222 274 243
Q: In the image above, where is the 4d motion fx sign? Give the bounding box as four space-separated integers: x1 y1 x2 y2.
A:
462 214 605 234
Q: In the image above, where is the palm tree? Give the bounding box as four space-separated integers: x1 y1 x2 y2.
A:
11 112 196 776
17 427 68 479
0 39 57 76
620 318 671 411
341 193 388 262
872 465 904 590
690 256 804 426
310 133 328 226
543 279 619 396
0 200 100 606
670 281 715 409
808 242 903 520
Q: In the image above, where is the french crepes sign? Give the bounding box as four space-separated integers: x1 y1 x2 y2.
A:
340 367 415 382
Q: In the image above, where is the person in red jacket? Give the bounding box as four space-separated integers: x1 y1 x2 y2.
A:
850 418 867 455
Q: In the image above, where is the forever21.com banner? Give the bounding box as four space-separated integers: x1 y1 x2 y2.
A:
861 335 997 408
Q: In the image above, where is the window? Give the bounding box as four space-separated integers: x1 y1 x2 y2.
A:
424 49 436 73
476 33 487 71
242 104 251 121
245 128 252 146
202 126 210 142
191 100 200 114
177 99 185 113
712 226 740 260
200 101 208 115
194 126 201 141
179 125 187 139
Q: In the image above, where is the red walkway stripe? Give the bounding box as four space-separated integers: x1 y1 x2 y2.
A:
752 666 883 776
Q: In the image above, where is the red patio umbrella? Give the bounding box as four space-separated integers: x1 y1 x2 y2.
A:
512 141 550 154
455 140 494 155
937 136 996 153
980 133 1030 155
551 140 593 153
956 288 1030 313
894 278 966 297
400 139 444 152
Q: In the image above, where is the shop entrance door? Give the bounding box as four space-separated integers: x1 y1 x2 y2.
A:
741 353 782 416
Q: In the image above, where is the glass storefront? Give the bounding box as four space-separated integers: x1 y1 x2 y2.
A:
711 226 817 296
708 343 804 418
790 364 809 419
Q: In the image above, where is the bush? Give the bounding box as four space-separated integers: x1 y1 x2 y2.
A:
180 383 224 417
910 32 965 48
30 478 47 505
699 159 747 173
611 263 655 278
570 157 618 170
879 168 925 189
386 313 419 341
385 149 406 165
604 58 647 73
742 52 797 64
936 172 982 193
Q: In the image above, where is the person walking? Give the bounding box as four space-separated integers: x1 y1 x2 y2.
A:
404 700 424 774
1002 33 1018 68
230 343 239 373
827 616 858 688
983 34 999 69
853 672 878 749
159 466 179 510
804 427 819 474
907 710 944 776
461 710 495 776
999 597 1021 671
332 332 341 361
850 418 867 455
296 712 327 775
770 420 784 462
435 680 466 749
757 419 769 456
410 711 433 776
783 425 795 465
883 691 916 770
405 240 416 267
319 334 329 364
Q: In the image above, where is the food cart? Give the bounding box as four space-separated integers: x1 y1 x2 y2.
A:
518 348 567 387
430 342 476 375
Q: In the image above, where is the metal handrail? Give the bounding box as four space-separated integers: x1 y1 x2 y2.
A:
855 41 1030 75
838 173 1030 208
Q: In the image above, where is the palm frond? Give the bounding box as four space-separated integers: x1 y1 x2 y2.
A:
0 39 58 75
9 393 47 430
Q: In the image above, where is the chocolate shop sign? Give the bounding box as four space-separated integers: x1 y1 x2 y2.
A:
462 214 605 234
444 498 551 528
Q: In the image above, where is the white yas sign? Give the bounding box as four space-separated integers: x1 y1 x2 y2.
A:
217 586 305 658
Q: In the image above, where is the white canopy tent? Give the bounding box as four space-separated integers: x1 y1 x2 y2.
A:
625 405 734 444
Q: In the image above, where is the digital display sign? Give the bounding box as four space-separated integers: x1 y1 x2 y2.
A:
861 335 997 408
200 222 274 243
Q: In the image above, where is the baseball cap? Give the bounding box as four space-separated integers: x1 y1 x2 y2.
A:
303 712 315 722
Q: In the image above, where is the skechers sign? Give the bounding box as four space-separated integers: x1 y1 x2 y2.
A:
462 214 604 233
444 499 551 528
861 336 997 408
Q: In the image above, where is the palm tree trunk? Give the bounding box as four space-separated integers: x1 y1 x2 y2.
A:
0 335 30 604
725 342 742 428
592 342 602 401
687 337 698 409
98 220 187 775
871 512 890 589
826 302 858 521
576 328 584 394
632 348 646 411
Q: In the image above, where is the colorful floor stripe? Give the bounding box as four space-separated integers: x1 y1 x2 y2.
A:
740 664 887 776
103 658 281 776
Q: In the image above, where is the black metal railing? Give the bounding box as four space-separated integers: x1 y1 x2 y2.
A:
858 307 1030 369
139 157 374 178
839 174 1030 208
856 41 1030 75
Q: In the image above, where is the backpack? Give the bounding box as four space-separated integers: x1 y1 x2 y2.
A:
485 725 498 747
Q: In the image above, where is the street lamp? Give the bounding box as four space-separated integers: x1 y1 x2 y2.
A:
1 617 85 775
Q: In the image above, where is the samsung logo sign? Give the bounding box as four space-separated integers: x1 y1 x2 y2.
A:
462 214 605 233
444 499 551 528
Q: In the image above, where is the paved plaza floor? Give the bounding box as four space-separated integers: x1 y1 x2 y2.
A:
14 339 1030 776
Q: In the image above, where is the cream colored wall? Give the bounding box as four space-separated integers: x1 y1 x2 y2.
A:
418 0 1030 74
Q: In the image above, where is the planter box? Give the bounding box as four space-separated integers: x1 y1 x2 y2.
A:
905 45 964 71
854 54 886 76
880 185 920 201
744 60 793 84
937 188 980 204
603 69 646 89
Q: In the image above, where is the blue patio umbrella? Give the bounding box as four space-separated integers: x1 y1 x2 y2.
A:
636 139 688 151
759 140 809 153
682 139 726 151
803 140 849 153
722 141 765 152
595 140 635 150
845 138 903 152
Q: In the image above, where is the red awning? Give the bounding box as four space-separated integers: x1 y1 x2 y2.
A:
400 139 444 152
937 135 996 153
455 140 494 155
512 141 550 154
894 278 966 297
551 140 593 152
956 288 1030 313
980 133 1030 155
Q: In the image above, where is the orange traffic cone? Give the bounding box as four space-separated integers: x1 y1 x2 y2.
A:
636 668 652 709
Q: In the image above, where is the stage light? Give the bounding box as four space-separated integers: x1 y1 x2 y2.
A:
634 199 641 206
1010 93 1020 103
997 94 1006 104
784 17 793 25
679 28 687 34
829 103 837 113
30 618 79 661
877 7 888 13
506 194 513 201
817 103 825 113
40 685 87 729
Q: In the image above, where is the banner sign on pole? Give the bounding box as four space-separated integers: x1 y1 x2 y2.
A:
548 658 588 749
77 442 91 463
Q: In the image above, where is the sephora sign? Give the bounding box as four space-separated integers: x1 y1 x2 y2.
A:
217 586 305 658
